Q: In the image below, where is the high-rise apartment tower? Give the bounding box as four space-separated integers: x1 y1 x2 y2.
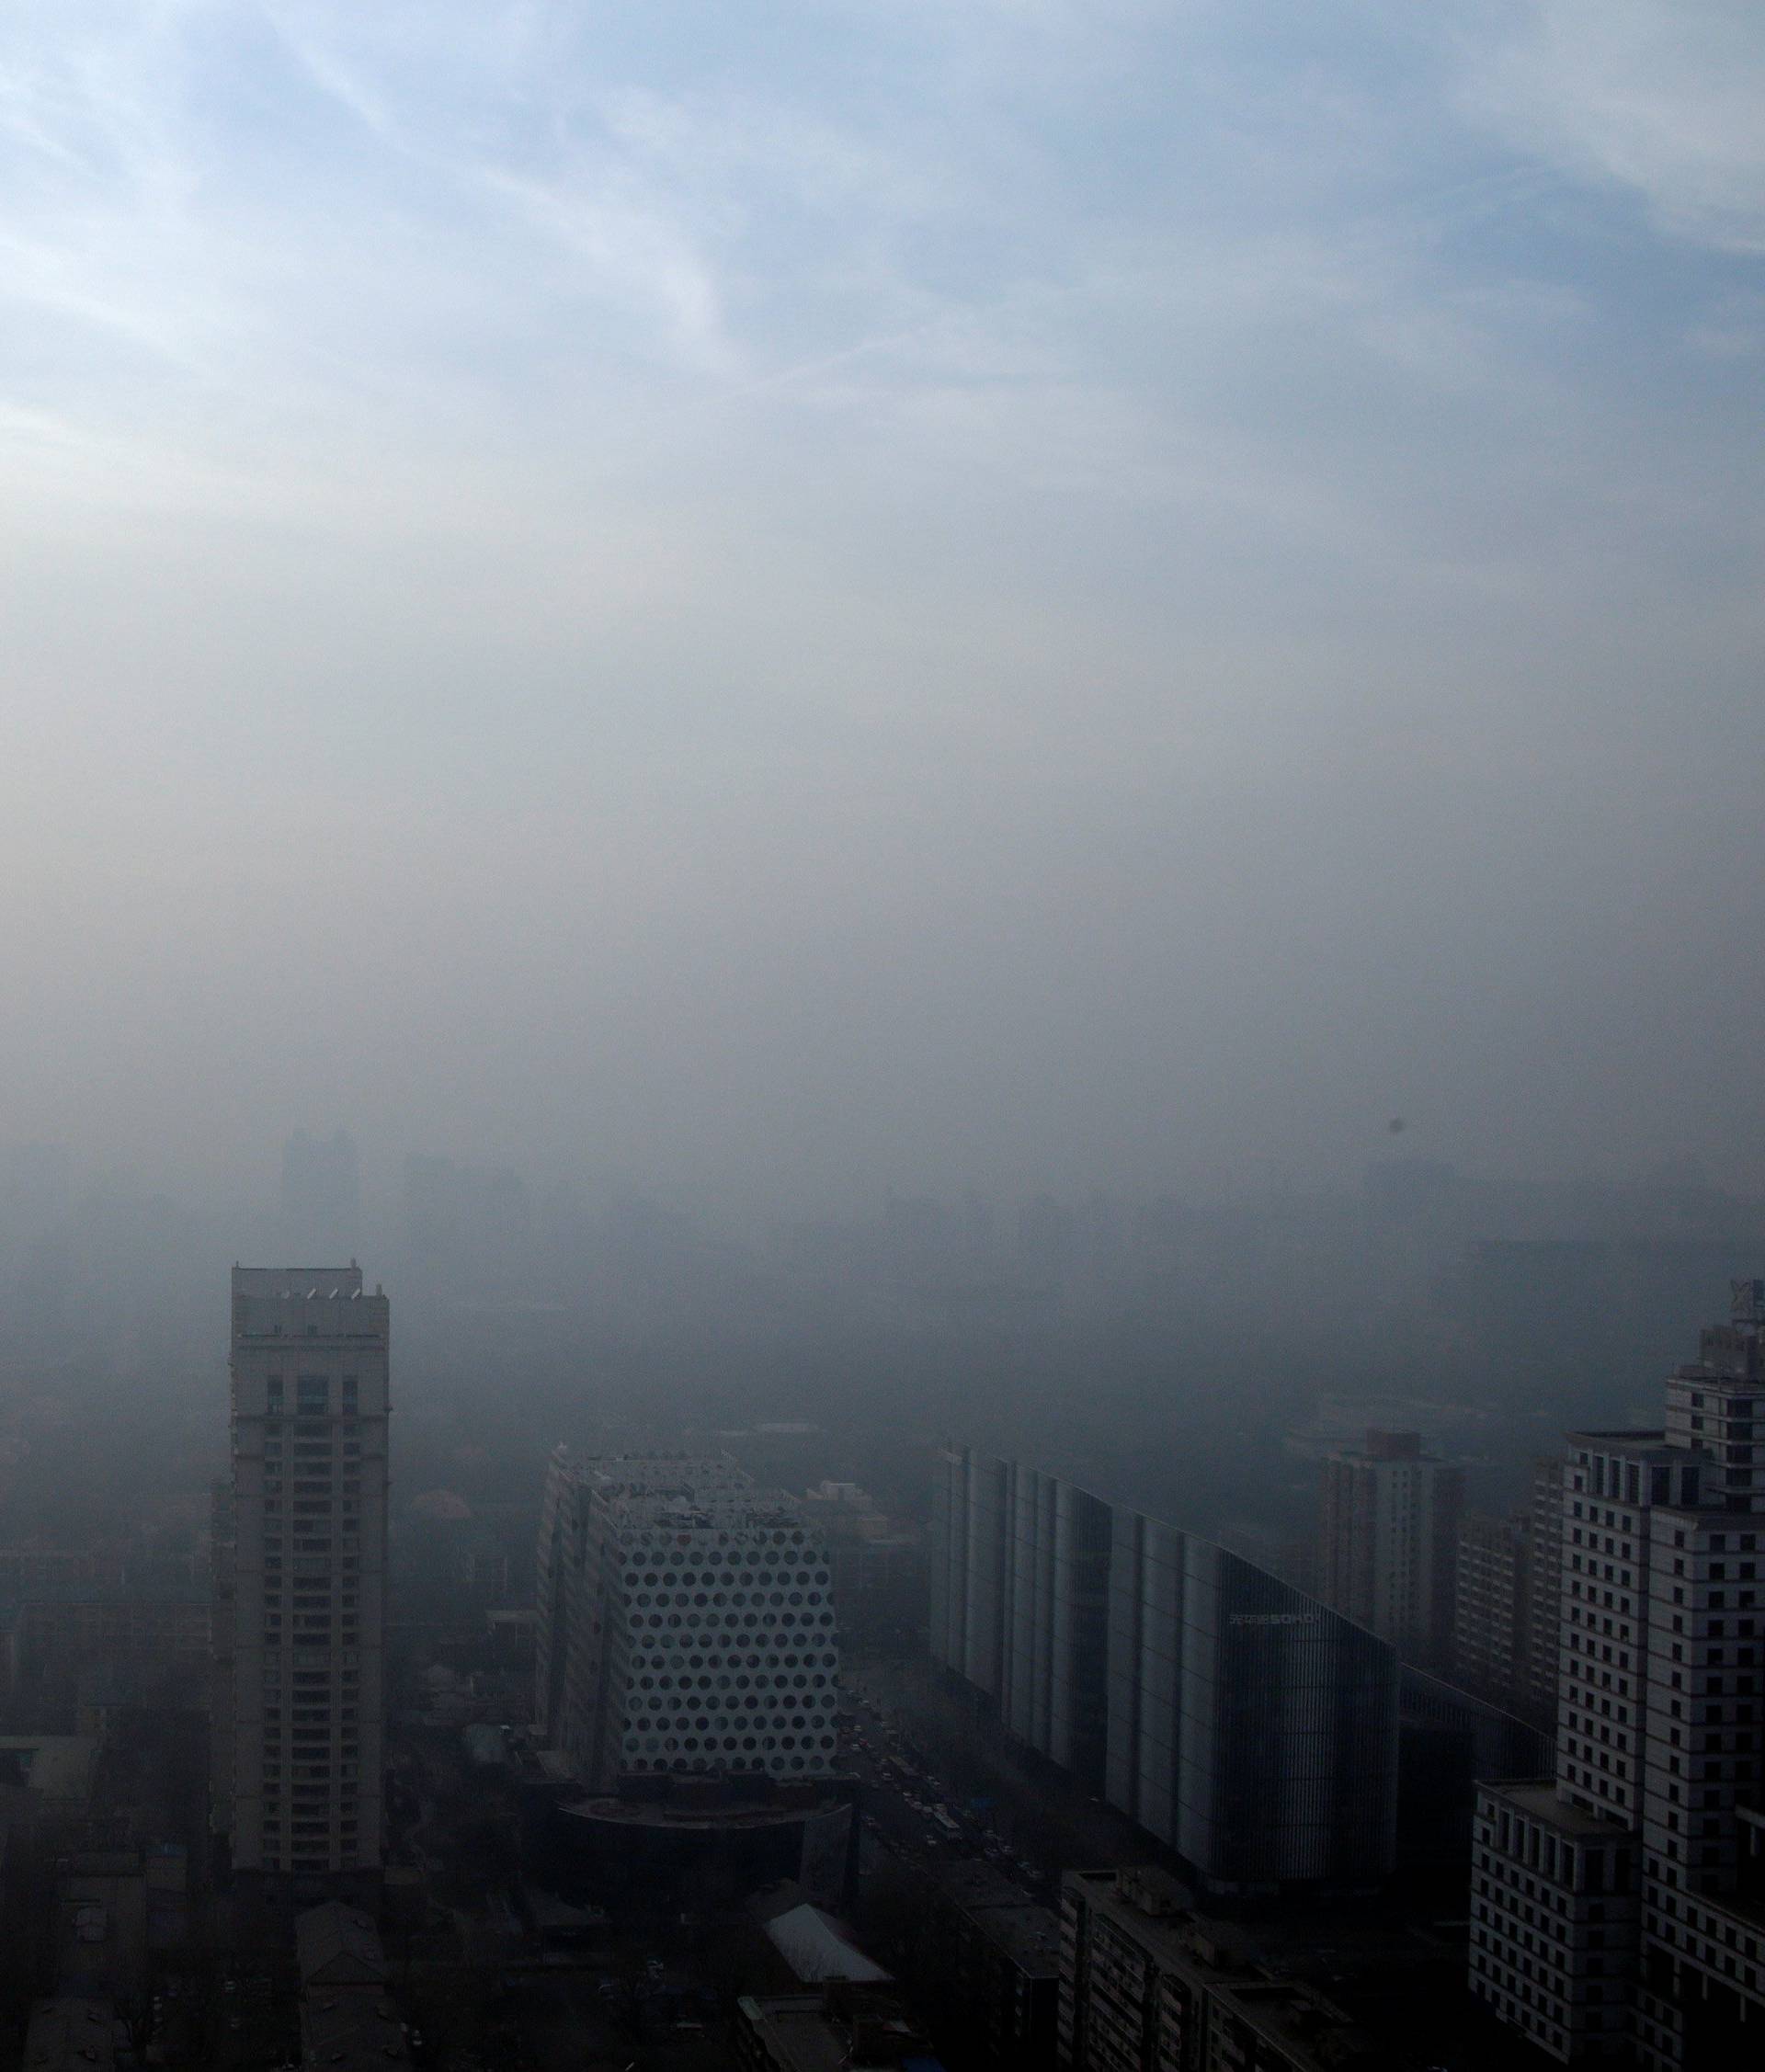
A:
1316 1428 1464 1665
1469 1283 1765 2066
213 1266 390 1894
1453 1506 1531 1705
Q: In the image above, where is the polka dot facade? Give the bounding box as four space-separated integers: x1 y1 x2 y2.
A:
575 1461 840 1783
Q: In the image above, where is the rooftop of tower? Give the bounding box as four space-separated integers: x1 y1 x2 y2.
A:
233 1264 364 1297
230 1264 388 1343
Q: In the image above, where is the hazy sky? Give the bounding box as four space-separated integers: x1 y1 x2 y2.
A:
4 1 1763 1212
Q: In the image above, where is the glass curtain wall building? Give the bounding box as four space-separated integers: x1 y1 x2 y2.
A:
932 1445 1399 1895
929 1450 1112 1790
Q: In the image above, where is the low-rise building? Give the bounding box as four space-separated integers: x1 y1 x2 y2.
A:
750 1883 891 1987
734 1983 938 2072
917 1861 1060 2071
56 1852 149 2002
4 1580 210 1686
0 1736 99 1813
299 1988 411 2071
295 1898 389 1990
22 1998 117 2072
0 1548 126 1598
1059 1867 1382 2072
1205 1977 1377 2072
1060 1867 1256 2072
294 1900 409 2072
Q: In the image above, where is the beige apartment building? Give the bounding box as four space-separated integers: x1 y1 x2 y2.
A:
1470 1283 1765 2066
1316 1427 1464 1666
211 1266 389 1896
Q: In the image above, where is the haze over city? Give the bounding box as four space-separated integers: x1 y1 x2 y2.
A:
4 0 1763 1215
3 10 1765 2070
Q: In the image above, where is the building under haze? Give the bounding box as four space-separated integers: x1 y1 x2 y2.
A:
1452 1505 1532 1707
1469 1284 1765 2067
535 1451 838 1789
1058 1867 1373 2072
211 1267 389 1896
1452 1463 1566 1726
1526 1451 1566 1721
1315 1427 1463 1666
927 1453 1113 1793
931 1446 1398 1896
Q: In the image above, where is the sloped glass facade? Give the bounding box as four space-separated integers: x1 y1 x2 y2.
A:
933 1445 1398 1894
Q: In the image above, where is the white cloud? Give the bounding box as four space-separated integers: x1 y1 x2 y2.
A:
1465 0 1765 252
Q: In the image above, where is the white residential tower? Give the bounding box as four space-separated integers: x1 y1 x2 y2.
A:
214 1266 390 1894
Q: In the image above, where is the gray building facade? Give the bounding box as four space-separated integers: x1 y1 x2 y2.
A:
214 1267 390 1893
536 1451 837 1790
1469 1283 1765 2066
932 1446 1399 1895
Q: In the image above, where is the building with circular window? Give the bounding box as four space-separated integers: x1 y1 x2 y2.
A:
536 1452 840 1791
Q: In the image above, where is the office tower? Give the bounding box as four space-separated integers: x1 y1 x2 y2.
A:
1468 1284 1765 2066
928 1452 1113 1792
1453 1506 1532 1707
214 1267 389 1893
1316 1428 1464 1663
931 1446 1398 1896
535 1452 837 1788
